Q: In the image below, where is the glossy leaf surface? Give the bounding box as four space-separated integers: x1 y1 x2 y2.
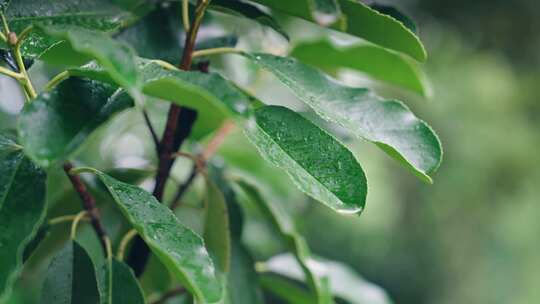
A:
291 40 430 96
70 59 253 138
244 105 366 213
250 0 426 60
97 259 145 304
244 53 442 183
85 169 222 303
210 0 289 39
39 25 141 95
0 132 47 302
40 241 100 304
2 0 132 58
18 77 132 167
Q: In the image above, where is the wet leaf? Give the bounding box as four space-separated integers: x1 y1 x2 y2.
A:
38 25 141 96
244 105 367 213
235 180 334 303
291 39 430 96
210 0 289 40
250 0 426 60
40 241 100 304
18 77 132 167
244 53 442 183
70 59 253 138
0 132 47 302
2 0 133 58
81 168 223 303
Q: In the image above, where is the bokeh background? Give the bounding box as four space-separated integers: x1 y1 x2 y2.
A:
1 1 539 303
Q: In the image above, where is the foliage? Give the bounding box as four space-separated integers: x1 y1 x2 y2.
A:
0 0 442 303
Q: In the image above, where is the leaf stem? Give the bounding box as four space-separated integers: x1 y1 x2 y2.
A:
182 0 191 32
48 214 90 226
70 210 88 239
191 47 241 58
117 229 138 260
44 70 70 91
0 13 37 100
0 65 23 80
63 162 109 253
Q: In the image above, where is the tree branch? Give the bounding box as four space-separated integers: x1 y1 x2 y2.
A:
127 0 212 276
63 162 108 252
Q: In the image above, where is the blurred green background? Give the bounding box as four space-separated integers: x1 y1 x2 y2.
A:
297 1 540 303
1 1 539 303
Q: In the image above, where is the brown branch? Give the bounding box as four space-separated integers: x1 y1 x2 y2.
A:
152 0 211 202
127 0 212 276
63 162 108 252
151 287 186 304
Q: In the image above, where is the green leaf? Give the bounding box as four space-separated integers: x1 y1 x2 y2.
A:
235 180 334 304
203 180 231 273
97 259 145 304
250 0 426 60
40 241 100 304
243 53 442 183
259 275 315 304
370 4 417 33
0 132 47 302
226 241 264 304
38 25 141 96
207 165 264 304
290 39 430 96
139 61 253 138
70 59 253 138
210 0 289 40
2 0 133 58
80 168 223 303
263 254 394 304
18 77 132 167
244 105 366 213
115 3 184 63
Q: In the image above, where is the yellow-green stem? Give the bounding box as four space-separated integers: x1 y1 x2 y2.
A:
0 65 24 80
117 229 138 260
191 47 241 58
70 210 88 239
182 0 190 31
45 70 70 91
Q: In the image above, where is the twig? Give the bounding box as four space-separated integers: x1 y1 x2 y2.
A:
142 110 160 148
127 0 212 277
150 287 186 304
169 121 235 209
63 162 108 252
